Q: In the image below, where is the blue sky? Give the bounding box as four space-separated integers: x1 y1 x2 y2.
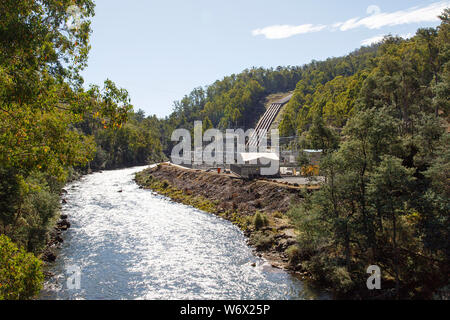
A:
80 0 449 118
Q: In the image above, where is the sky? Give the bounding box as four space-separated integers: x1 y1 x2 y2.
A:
80 0 450 118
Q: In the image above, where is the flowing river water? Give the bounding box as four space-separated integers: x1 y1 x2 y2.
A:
40 166 326 300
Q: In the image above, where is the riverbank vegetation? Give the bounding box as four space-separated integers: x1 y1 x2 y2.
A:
0 234 43 300
0 0 161 299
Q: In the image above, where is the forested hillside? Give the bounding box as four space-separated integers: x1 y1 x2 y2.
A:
286 11 450 299
156 67 306 155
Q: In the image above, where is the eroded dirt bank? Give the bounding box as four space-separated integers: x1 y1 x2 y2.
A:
135 163 308 272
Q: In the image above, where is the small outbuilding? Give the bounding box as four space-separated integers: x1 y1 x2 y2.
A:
230 152 280 179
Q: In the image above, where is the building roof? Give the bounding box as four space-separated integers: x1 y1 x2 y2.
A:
239 152 280 162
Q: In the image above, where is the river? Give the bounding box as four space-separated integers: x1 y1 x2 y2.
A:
40 166 326 300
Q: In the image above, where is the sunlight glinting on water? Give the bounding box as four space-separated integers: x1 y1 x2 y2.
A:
40 166 316 300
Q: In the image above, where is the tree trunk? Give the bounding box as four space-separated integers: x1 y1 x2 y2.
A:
344 221 351 270
392 209 400 300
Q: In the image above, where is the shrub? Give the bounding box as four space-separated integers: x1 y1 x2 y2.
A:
230 213 252 231
250 231 275 250
0 168 21 227
286 245 301 265
14 172 60 253
272 211 283 219
0 234 44 300
1 171 60 254
253 212 269 230
329 266 355 294
161 180 170 189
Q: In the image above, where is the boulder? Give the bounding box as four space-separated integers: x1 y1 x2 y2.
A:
57 219 71 230
42 251 57 263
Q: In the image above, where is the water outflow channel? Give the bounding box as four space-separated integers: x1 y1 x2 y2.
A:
40 166 325 300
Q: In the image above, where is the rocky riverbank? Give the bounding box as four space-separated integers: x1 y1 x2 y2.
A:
40 214 71 265
40 169 101 267
40 191 72 267
135 163 310 274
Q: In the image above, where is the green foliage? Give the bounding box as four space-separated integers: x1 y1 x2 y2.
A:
83 110 166 171
229 213 253 231
279 48 377 136
288 193 333 256
286 245 301 265
272 211 283 219
0 234 44 300
250 231 275 250
329 267 355 294
253 212 268 230
287 13 450 298
0 0 95 91
420 133 450 259
301 115 339 154
0 1 136 299
14 172 60 253
202 116 213 132
159 66 306 154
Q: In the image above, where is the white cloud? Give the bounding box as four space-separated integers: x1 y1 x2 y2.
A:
251 24 326 40
361 35 385 46
338 1 450 31
360 32 416 46
400 32 414 40
252 1 450 40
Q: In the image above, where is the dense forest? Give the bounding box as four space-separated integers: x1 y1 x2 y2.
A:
287 12 450 299
0 0 448 300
